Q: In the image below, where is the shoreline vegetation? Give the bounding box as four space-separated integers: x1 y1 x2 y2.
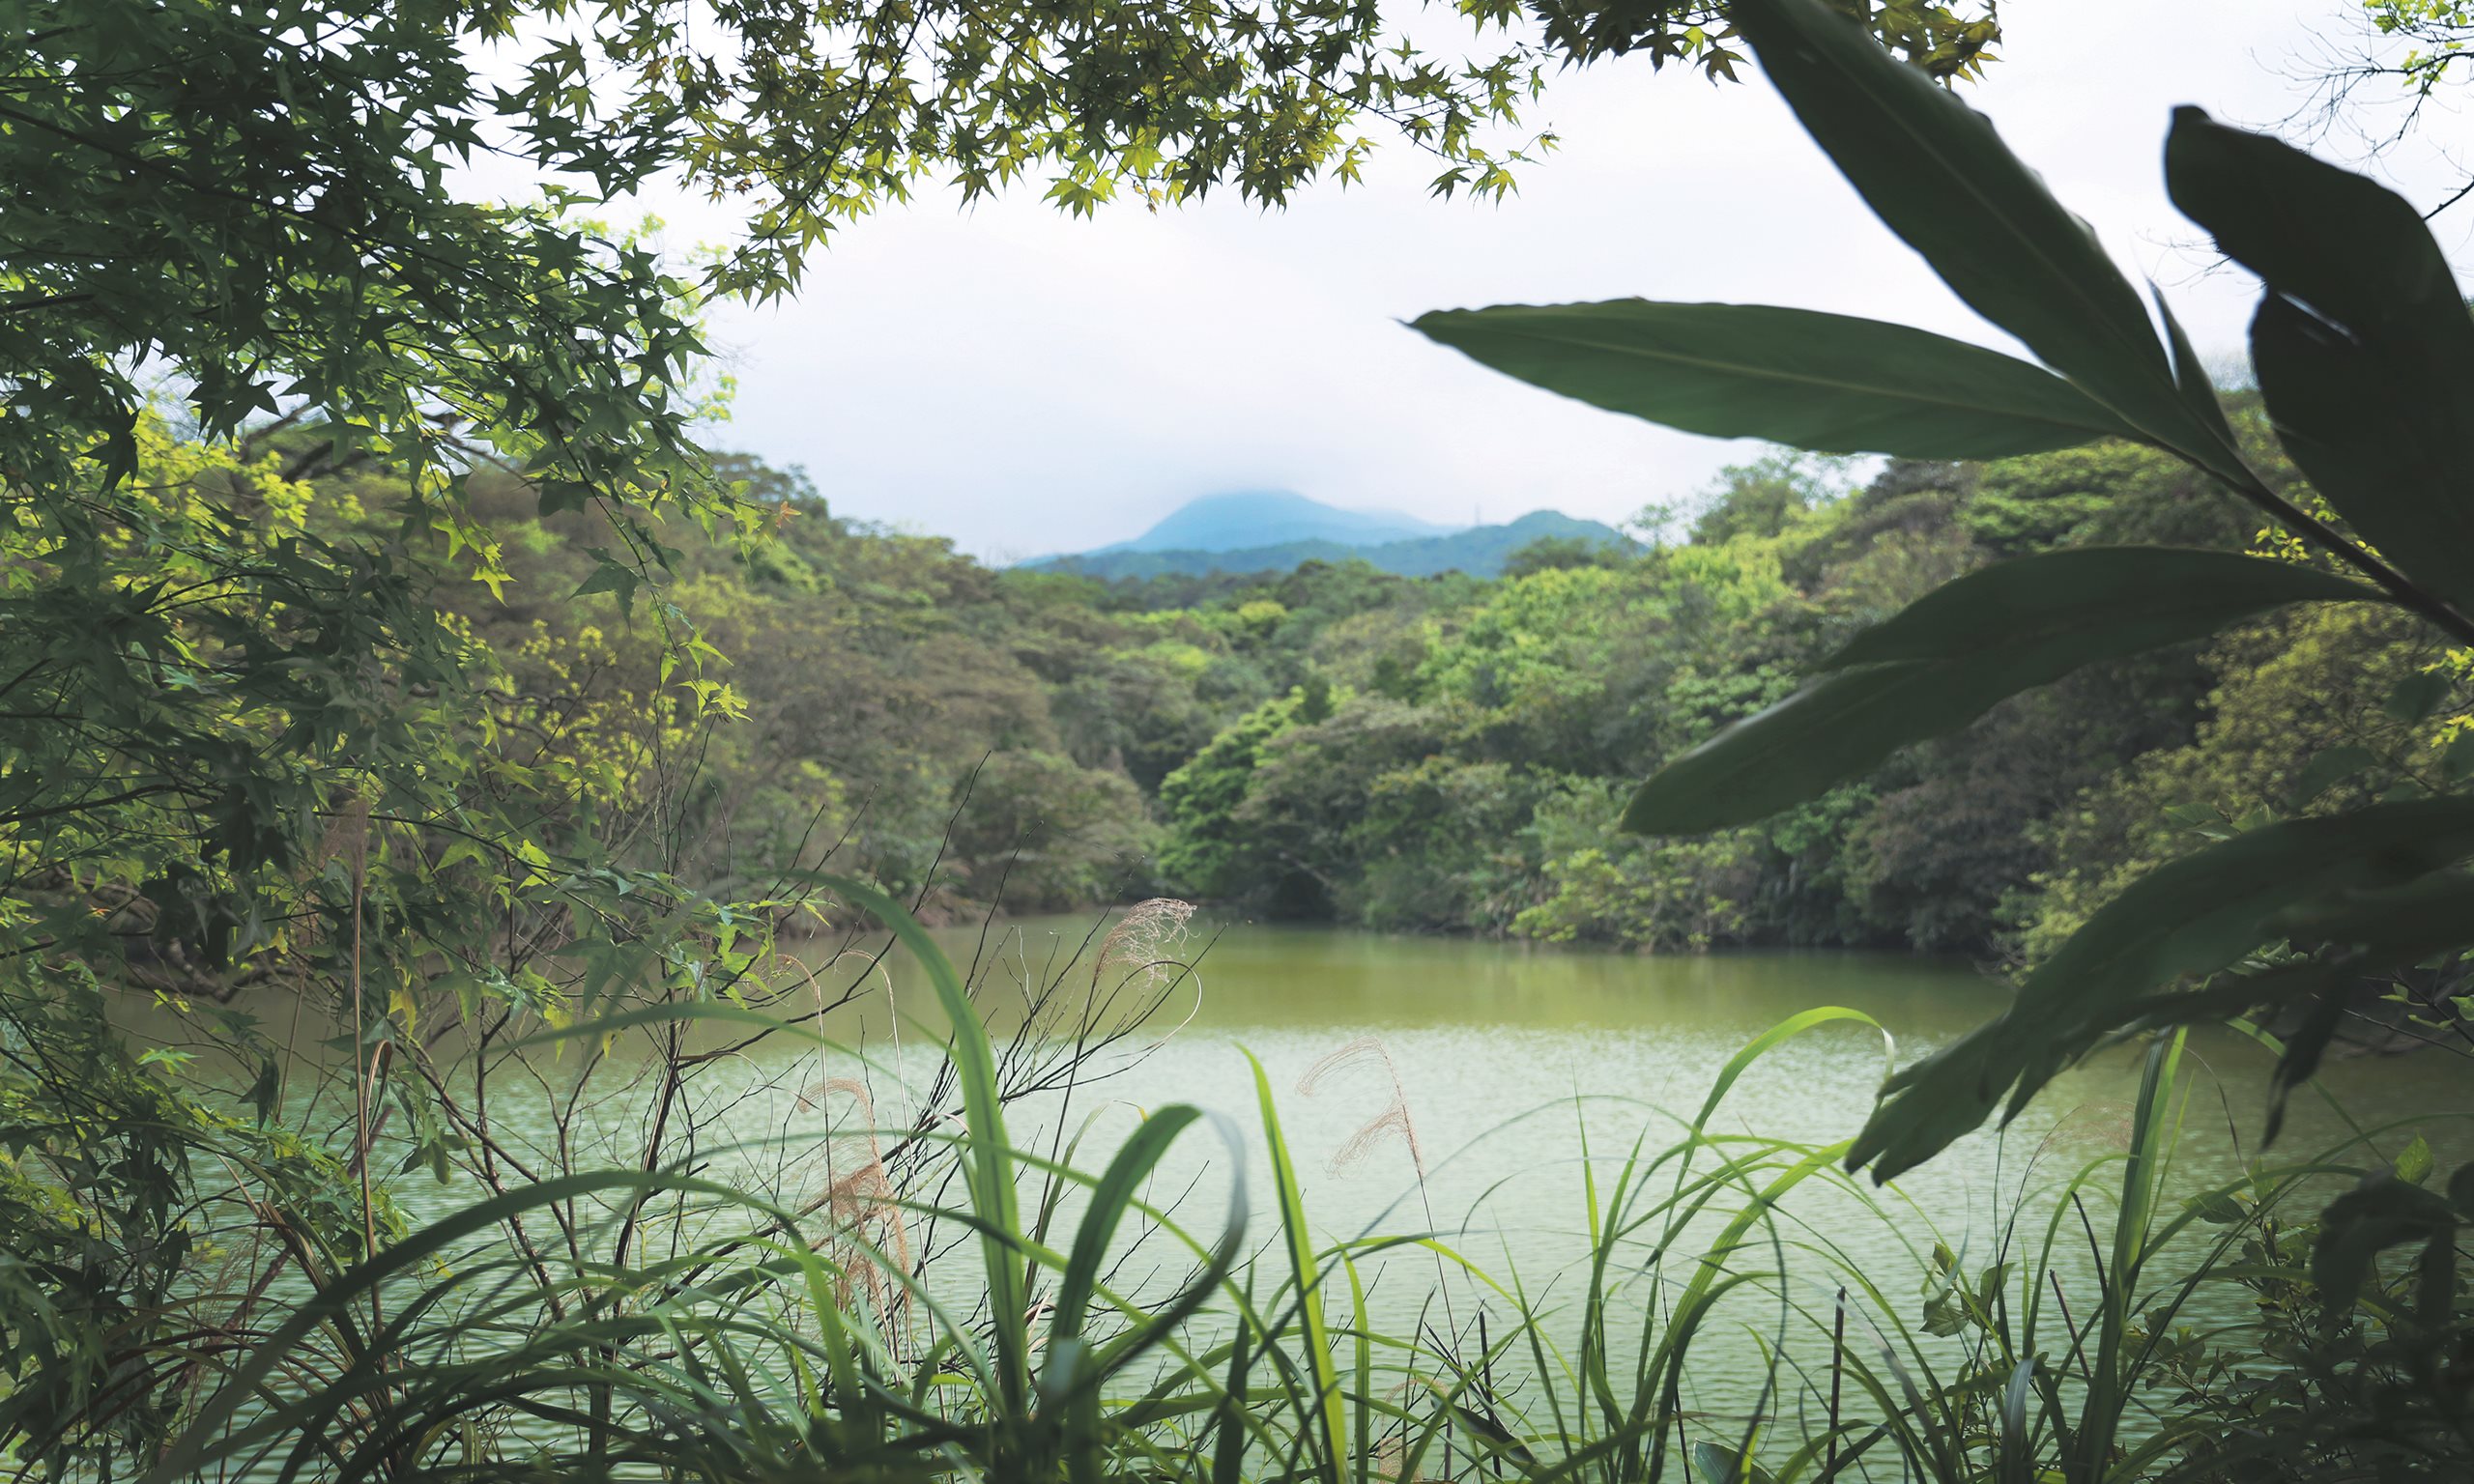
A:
442 416 2427 970
97 899 2474 1483
10 0 2474 1475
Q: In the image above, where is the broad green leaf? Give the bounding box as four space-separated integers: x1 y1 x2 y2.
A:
2154 283 2241 455
2312 1175 2456 1314
536 478 595 514
1849 798 2474 1181
1624 548 2382 835
2263 871 2474 1139
2273 870 2474 956
2388 670 2451 724
1692 1441 1762 1484
2103 957 2360 1144
2185 1190 2246 1224
1409 300 2139 459
2265 985 2352 1146
2288 743 2379 808
2167 107 2474 620
1730 0 2224 466
572 559 641 610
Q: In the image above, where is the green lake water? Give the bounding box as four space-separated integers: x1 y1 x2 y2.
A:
169 911 2474 1454
745 913 2471 1412
833 912 2467 1211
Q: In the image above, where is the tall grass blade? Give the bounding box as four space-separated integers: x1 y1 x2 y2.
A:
822 875 1032 1418
1249 1047 1348 1484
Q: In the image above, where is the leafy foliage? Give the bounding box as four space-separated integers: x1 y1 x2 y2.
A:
1622 548 2381 835
15 0 2040 1466
13 0 2473 1473
1405 0 2474 1205
1129 441 2312 955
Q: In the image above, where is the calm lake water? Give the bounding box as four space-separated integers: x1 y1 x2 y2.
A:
170 911 2474 1457
752 913 2471 1410
851 910 2467 1208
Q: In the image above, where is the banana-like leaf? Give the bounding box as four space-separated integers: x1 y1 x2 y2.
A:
1848 798 2474 1182
2313 1177 2457 1315
1410 300 2139 459
2166 107 2474 622
1624 548 2382 835
2105 872 2474 1141
2274 870 2474 955
1729 0 2226 466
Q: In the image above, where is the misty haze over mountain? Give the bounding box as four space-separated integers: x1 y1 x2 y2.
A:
1029 491 1631 579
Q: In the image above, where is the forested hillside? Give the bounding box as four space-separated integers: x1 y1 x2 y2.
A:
1036 508 1632 580
22 0 2474 1470
397 398 2455 962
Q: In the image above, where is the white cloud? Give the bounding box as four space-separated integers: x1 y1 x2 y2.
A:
603 0 2472 559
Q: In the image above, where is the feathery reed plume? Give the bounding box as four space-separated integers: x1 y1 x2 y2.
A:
1301 1034 1469 1468
1300 1035 1427 1180
1372 1426 1414 1484
331 791 383 1361
2034 1099 2138 1156
798 1077 914 1335
1093 898 1196 989
317 791 372 875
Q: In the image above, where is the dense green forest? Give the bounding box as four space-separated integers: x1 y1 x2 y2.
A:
14 0 2474 1475
419 407 2452 966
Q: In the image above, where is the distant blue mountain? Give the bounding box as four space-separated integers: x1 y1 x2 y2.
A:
1083 491 1458 556
1033 503 1632 582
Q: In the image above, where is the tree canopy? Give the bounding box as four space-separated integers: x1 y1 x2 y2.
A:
6 0 1999 501
15 0 2474 1474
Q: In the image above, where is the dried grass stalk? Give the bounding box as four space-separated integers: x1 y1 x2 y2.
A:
1093 898 1196 988
797 1077 914 1334
1299 1034 1425 1180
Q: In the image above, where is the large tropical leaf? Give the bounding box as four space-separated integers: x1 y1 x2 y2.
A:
1729 0 2230 470
2312 1176 2458 1316
1623 548 2382 835
1847 798 2474 1182
1410 300 2140 460
2165 107 2474 622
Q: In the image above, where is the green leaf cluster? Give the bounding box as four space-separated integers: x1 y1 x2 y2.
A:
1410 0 2474 1209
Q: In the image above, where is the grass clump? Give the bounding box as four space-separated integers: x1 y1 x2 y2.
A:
60 891 2466 1484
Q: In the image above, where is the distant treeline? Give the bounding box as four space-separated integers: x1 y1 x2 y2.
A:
1029 508 1632 582
421 401 2452 960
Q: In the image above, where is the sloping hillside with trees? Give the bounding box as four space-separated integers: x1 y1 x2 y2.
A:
24 0 2474 1472
353 395 2460 970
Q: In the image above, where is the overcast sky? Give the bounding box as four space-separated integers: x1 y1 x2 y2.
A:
612 0 2473 561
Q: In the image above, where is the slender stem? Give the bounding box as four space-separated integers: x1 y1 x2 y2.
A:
348 826 384 1382
2226 471 2474 647
1825 1286 1846 1480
